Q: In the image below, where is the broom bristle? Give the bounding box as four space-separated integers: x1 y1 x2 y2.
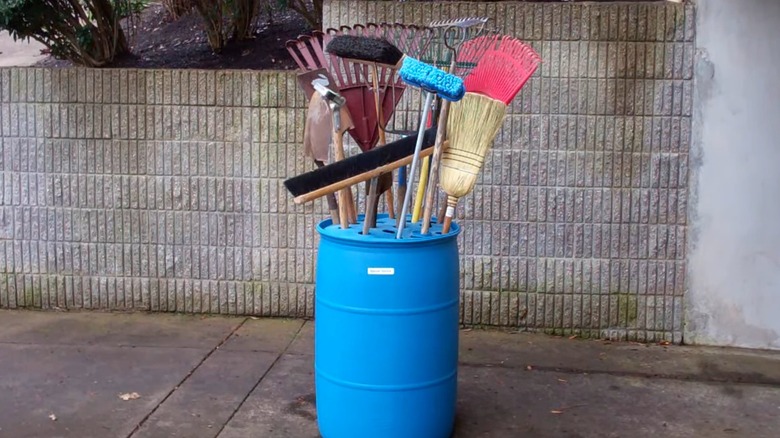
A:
325 35 404 66
439 92 506 198
463 37 541 105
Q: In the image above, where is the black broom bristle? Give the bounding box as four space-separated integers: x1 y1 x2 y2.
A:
284 127 438 197
326 35 405 66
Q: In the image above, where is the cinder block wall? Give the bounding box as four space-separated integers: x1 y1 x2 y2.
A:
325 0 694 342
0 69 319 317
0 0 694 343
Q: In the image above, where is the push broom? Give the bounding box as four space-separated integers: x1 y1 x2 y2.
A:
439 37 541 233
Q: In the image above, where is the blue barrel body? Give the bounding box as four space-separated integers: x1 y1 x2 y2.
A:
314 215 461 438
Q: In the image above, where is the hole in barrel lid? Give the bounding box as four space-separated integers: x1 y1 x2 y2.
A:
382 229 394 234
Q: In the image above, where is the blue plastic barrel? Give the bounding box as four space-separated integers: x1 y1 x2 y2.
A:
314 214 461 438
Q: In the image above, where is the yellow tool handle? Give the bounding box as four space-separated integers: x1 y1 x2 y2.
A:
412 156 430 223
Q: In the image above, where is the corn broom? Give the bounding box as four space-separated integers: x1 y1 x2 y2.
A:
439 40 541 233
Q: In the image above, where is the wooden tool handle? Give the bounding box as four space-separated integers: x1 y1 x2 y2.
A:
421 101 451 234
384 184 394 220
363 179 378 234
333 129 350 229
316 160 341 225
396 166 407 222
369 65 391 225
412 156 430 223
333 127 346 161
345 186 357 224
441 195 458 234
294 146 437 205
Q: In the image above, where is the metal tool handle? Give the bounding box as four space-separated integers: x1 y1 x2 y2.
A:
396 91 435 239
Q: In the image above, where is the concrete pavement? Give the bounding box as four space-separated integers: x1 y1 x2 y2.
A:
1 309 779 437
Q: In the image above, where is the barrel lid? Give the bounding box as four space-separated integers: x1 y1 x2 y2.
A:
316 214 460 244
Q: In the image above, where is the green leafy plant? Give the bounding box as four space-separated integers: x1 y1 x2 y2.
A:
0 0 131 67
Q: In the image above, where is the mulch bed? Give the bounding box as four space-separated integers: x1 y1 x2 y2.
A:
35 3 311 70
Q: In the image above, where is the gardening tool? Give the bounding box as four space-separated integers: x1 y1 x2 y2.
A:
303 91 341 225
297 68 353 225
287 25 435 221
287 30 395 221
418 22 505 234
314 82 357 228
283 127 438 205
364 64 386 232
439 36 541 233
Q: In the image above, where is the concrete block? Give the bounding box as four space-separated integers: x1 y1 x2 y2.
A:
31 68 44 105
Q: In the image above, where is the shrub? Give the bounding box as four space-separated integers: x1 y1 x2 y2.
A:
0 0 132 67
277 0 321 29
113 0 148 18
190 0 324 52
162 0 191 19
190 0 261 52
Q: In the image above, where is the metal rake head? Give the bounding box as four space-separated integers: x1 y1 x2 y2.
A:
420 16 493 73
429 16 489 30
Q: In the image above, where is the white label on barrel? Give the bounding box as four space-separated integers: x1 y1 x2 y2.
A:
367 267 395 275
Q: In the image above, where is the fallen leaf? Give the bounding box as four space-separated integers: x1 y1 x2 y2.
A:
526 365 533 371
557 378 567 383
119 392 141 401
49 414 57 421
568 335 577 340
660 340 671 346
550 404 587 414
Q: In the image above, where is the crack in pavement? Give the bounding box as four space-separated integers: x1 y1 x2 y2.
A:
125 317 251 438
214 319 307 437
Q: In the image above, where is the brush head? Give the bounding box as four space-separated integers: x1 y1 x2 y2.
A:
399 57 465 101
284 127 437 198
463 38 541 105
440 92 507 199
326 35 405 66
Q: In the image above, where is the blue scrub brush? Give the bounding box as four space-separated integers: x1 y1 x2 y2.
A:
326 35 465 101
